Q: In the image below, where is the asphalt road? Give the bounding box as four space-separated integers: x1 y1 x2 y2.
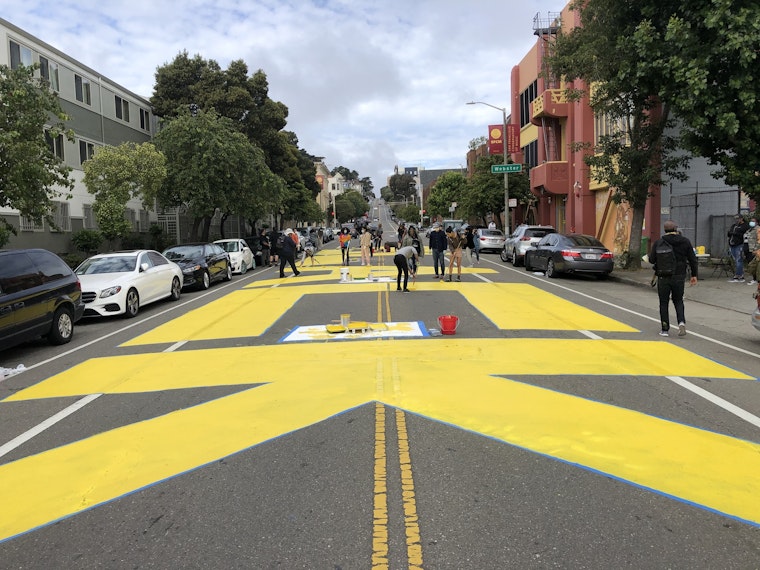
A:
1 203 759 569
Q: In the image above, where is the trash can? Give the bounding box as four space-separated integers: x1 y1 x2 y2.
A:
640 236 650 258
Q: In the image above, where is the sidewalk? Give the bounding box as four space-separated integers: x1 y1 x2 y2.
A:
609 262 755 315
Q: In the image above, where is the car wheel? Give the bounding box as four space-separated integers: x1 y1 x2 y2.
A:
511 249 520 267
125 288 140 318
500 247 508 262
224 263 232 281
200 271 211 290
524 253 533 271
546 259 558 278
170 277 181 301
48 306 74 345
240 262 247 274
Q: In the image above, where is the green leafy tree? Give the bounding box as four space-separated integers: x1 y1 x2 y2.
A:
395 204 420 224
469 136 487 151
334 194 353 224
71 229 103 254
379 186 394 201
388 173 417 203
547 0 689 269
82 142 166 245
461 155 530 229
643 1 760 198
153 109 271 241
426 172 467 219
0 64 74 235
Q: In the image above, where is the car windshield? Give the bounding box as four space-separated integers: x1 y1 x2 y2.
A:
525 228 554 238
219 241 239 253
482 230 503 237
568 235 605 247
76 256 137 274
164 245 204 260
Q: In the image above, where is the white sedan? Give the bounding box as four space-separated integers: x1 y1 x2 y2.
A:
214 238 255 274
75 250 183 318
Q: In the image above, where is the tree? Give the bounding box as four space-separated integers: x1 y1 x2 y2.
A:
151 52 314 223
461 155 530 229
153 109 273 241
82 142 166 245
547 0 689 269
644 1 760 199
469 136 487 151
380 186 394 201
0 64 74 235
388 173 417 202
426 172 467 219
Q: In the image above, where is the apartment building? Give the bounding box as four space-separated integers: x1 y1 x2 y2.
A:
507 7 744 257
0 17 156 253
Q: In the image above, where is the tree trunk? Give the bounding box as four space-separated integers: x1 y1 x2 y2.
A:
625 203 646 270
219 212 229 239
189 217 201 242
200 215 212 242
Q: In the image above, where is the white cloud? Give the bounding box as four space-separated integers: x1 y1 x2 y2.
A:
4 0 562 191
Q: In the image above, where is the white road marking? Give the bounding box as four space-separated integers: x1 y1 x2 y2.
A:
0 393 102 458
667 376 760 429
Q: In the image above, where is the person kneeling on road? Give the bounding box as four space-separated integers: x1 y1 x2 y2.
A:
394 245 419 292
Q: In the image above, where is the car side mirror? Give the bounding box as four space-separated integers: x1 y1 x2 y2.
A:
140 262 150 272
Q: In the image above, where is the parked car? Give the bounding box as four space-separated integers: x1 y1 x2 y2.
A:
162 243 232 290
214 239 255 274
524 233 614 279
501 224 557 266
0 248 85 350
75 250 183 318
323 228 334 242
475 228 506 253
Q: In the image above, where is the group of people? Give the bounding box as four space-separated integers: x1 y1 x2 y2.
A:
727 214 760 283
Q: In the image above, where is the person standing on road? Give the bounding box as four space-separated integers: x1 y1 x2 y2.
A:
259 229 271 267
465 225 479 266
650 220 698 337
278 229 301 278
428 222 447 279
374 224 384 252
360 226 372 266
393 245 419 292
339 227 351 265
446 226 466 282
745 217 760 285
727 214 749 282
268 228 280 266
488 220 496 230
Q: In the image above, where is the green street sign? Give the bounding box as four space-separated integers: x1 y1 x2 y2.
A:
491 164 523 174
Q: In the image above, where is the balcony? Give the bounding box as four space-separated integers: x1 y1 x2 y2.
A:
531 89 568 124
531 161 569 194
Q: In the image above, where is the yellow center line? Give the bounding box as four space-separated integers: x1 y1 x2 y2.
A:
372 403 389 569
396 409 424 569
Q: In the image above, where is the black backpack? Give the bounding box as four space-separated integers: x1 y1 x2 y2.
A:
654 239 676 277
276 233 286 249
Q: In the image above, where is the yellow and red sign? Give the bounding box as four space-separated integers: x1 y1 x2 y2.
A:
488 124 503 155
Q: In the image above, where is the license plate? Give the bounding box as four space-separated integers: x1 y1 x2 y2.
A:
582 253 600 260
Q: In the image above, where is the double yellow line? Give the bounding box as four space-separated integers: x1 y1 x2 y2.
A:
373 403 424 569
372 286 423 568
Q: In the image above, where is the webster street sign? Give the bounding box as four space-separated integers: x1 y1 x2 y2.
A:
491 164 523 174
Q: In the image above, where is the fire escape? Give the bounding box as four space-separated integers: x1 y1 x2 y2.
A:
530 12 569 196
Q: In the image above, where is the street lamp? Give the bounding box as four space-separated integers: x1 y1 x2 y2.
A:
467 101 510 236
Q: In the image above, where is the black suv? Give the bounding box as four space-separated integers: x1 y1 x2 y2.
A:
0 248 85 351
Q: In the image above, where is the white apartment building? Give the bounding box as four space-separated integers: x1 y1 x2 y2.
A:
0 17 157 253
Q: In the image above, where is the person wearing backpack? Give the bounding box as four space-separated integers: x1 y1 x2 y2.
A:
649 220 698 337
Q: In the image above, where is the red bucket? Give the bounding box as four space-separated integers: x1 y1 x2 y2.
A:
438 315 459 335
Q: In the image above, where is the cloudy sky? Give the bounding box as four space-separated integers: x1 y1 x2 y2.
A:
5 0 561 191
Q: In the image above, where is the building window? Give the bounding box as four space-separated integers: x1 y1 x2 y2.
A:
520 80 538 128
45 130 64 159
9 40 33 69
139 210 150 232
79 140 95 164
594 112 628 146
51 201 71 232
75 74 92 105
115 96 130 122
523 140 539 169
83 204 95 229
139 108 151 132
39 56 60 91
20 217 44 232
125 208 137 230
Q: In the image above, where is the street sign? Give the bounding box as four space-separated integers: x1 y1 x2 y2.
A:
491 164 523 174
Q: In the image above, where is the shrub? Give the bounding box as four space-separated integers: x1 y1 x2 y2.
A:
71 229 103 254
